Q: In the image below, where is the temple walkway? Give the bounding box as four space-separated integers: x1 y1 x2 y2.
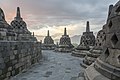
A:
11 50 84 80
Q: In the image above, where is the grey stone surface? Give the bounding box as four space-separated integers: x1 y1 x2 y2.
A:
10 50 85 80
0 41 42 80
84 64 110 80
84 1 120 80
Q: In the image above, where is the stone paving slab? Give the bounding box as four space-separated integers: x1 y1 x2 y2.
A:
10 50 84 80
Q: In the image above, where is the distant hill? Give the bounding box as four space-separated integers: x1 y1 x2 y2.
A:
54 39 59 44
71 35 81 44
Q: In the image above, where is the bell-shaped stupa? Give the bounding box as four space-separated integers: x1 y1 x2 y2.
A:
0 8 16 41
55 28 74 52
42 30 55 50
72 21 95 57
11 7 37 41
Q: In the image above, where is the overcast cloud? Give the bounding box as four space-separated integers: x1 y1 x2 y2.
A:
0 0 117 42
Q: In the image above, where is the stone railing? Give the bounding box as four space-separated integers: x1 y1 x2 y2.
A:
0 41 42 80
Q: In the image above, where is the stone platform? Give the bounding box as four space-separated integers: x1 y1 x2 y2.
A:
10 50 85 80
72 50 89 58
84 64 109 80
80 49 102 68
84 58 120 80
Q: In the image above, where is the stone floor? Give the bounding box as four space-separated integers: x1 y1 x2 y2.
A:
10 50 85 80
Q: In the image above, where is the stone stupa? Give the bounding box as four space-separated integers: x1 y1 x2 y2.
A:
0 8 16 41
84 1 120 80
81 26 106 68
11 7 37 41
42 30 55 50
55 28 74 52
72 21 95 57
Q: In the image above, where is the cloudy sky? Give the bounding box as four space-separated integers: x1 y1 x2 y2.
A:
0 0 117 42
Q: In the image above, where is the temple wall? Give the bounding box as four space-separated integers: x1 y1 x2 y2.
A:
0 41 42 80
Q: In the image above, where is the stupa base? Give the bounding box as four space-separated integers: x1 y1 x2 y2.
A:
84 64 110 80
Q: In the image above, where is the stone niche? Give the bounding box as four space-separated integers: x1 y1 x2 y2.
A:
42 30 55 50
72 21 95 57
55 28 74 52
84 1 120 80
0 7 42 80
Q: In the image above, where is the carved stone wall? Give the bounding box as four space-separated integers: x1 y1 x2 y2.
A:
84 1 120 80
0 41 42 80
0 7 42 80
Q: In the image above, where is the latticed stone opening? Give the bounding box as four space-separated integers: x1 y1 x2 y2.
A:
108 21 112 29
96 43 97 46
104 35 106 41
103 32 105 34
99 43 101 46
105 48 110 59
100 36 102 38
111 34 118 46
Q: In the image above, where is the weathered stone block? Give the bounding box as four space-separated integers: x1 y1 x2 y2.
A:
0 70 2 75
8 67 12 71
10 55 15 60
11 70 15 76
13 50 17 55
12 60 17 65
6 72 11 77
